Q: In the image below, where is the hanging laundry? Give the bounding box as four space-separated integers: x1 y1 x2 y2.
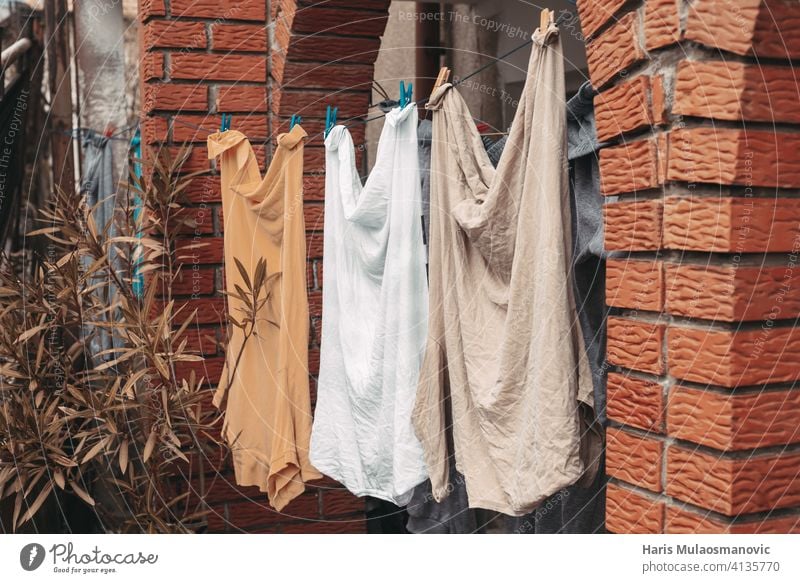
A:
80 130 122 359
413 22 599 516
487 81 608 533
207 125 321 512
310 103 429 506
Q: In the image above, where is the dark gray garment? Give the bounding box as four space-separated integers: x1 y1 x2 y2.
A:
417 119 432 258
80 131 121 360
406 463 479 534
566 81 608 427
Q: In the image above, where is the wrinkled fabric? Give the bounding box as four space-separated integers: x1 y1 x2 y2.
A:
412 23 596 516
567 81 609 427
406 461 478 534
207 125 321 512
310 104 429 505
80 131 121 359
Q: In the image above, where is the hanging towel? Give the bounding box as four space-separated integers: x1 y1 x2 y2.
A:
310 104 429 505
207 125 321 512
412 23 598 516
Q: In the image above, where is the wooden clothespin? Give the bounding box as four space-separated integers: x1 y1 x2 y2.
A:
540 8 553 32
431 66 450 96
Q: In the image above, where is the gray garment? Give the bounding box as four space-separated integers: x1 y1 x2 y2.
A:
406 463 478 534
567 82 608 427
80 131 120 359
418 119 432 258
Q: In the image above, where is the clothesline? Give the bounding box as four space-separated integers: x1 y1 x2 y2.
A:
171 33 543 139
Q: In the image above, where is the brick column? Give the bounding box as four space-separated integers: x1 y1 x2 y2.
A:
578 0 800 533
137 0 389 533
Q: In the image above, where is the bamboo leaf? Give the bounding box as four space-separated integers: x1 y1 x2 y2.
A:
143 430 158 463
81 436 111 464
69 481 96 506
53 469 66 490
18 483 53 527
119 439 129 474
233 258 252 291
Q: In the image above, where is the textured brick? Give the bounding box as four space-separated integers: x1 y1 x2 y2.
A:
662 196 800 253
170 267 216 296
288 35 381 65
170 54 267 83
586 12 644 89
674 60 800 124
600 138 662 195
595 76 653 142
280 61 374 90
606 259 664 312
304 204 324 232
606 428 663 493
144 83 208 113
216 85 267 113
607 317 666 375
665 263 800 322
176 237 224 265
276 89 369 120
291 7 389 37
668 385 800 450
666 505 800 534
667 446 800 515
577 0 627 39
320 488 365 518
170 0 266 21
172 115 268 143
140 0 166 21
182 177 221 204
644 0 681 50
281 519 367 534
141 52 164 81
668 326 800 387
307 232 324 259
668 128 800 189
174 356 224 386
606 373 664 432
144 20 206 49
211 24 267 53
604 200 663 251
685 0 800 59
606 483 664 534
168 298 225 326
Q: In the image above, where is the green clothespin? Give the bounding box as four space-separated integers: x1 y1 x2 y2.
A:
399 81 413 107
290 114 302 130
220 113 231 132
324 105 337 138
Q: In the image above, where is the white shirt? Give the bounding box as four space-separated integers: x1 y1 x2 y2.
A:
310 104 429 505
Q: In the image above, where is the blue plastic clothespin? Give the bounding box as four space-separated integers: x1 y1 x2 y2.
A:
399 81 413 107
289 114 302 130
324 105 338 138
220 113 231 132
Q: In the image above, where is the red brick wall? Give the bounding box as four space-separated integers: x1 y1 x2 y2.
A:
137 0 389 533
579 0 800 533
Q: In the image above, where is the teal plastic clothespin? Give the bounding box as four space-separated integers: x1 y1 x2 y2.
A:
290 114 302 130
324 105 337 138
399 81 413 107
220 113 231 132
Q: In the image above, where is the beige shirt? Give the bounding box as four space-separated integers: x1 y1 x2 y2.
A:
207 125 321 511
412 24 598 516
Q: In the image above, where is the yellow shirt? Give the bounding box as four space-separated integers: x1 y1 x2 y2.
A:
207 125 321 511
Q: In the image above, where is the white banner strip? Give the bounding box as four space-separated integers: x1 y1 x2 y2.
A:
1 534 798 582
